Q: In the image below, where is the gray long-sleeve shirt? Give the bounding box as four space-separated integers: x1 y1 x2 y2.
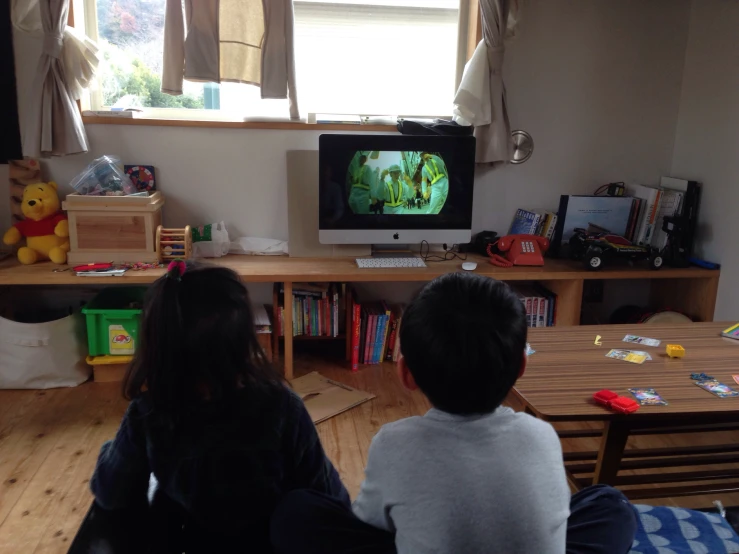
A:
352 406 570 554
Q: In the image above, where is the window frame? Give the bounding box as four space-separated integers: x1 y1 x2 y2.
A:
76 0 481 130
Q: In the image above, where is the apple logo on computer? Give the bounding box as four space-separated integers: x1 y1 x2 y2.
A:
393 233 399 240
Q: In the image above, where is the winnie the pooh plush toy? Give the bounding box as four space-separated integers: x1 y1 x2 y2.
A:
3 181 70 265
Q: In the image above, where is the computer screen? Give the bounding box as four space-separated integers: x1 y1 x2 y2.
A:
319 134 475 244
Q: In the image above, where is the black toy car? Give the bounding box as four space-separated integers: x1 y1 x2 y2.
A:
568 228 663 271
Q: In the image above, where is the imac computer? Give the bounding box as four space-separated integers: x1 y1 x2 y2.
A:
318 134 476 245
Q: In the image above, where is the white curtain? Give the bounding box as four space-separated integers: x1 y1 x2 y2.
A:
14 0 97 157
453 0 519 164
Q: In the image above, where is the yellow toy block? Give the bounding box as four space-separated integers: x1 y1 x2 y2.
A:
666 344 685 358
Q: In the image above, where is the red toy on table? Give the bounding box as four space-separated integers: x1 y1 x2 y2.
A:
593 389 639 414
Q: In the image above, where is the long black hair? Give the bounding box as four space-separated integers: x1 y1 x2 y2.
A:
123 262 282 415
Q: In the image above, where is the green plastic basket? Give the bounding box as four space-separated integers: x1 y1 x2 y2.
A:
82 288 146 357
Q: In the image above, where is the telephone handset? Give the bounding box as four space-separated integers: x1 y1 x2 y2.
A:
487 235 550 267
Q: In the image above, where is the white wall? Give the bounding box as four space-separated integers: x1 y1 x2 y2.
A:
4 0 692 304
670 0 739 320
474 0 690 232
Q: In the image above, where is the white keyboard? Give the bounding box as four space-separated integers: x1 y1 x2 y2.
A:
356 257 427 269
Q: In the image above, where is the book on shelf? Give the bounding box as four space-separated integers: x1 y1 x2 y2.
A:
366 306 376 364
276 282 346 338
536 296 547 328
509 208 559 240
373 305 385 364
511 284 558 328
384 305 401 361
626 184 662 246
625 197 642 242
534 283 558 327
276 282 411 368
509 209 541 235
391 305 405 362
351 298 362 371
364 306 374 364
346 301 404 367
378 302 392 364
552 195 637 255
651 189 683 250
625 180 696 250
529 296 538 328
359 305 369 364
540 211 558 240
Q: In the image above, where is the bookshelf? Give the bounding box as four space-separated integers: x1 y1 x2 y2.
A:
271 282 355 368
0 254 720 379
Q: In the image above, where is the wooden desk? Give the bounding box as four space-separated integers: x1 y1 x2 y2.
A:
0 255 721 379
515 322 739 500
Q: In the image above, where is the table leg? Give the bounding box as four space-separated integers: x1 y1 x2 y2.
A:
283 281 293 381
592 421 629 485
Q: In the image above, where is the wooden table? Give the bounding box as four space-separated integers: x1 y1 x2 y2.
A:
516 322 739 500
0 255 720 379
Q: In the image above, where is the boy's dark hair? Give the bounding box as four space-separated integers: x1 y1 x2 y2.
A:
123 263 282 414
399 273 527 415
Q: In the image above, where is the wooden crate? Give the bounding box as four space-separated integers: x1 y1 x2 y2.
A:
62 192 165 264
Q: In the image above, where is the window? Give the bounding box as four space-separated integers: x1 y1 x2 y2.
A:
83 0 465 120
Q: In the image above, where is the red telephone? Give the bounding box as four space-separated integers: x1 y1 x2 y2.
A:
487 235 550 267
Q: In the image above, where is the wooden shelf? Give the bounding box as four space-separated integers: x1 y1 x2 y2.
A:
0 254 719 286
279 335 347 341
0 254 720 380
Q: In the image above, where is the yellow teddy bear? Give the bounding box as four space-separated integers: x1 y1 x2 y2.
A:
3 182 70 265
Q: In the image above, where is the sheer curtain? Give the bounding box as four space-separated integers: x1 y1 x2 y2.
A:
15 0 97 157
454 0 519 164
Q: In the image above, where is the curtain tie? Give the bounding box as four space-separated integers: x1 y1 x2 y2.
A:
487 45 505 75
43 32 64 58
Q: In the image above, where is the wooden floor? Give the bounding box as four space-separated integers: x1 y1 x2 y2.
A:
2 356 739 554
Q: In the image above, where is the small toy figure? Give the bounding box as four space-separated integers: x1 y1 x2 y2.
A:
666 344 685 358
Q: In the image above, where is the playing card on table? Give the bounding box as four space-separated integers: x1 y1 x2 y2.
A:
606 349 647 364
628 388 668 406
623 335 661 347
695 380 739 398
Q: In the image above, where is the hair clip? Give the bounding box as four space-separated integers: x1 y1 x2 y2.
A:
167 260 187 281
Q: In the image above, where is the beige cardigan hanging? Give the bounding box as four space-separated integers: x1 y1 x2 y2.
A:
162 0 299 119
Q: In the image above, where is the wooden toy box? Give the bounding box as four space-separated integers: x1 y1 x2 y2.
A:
62 192 165 264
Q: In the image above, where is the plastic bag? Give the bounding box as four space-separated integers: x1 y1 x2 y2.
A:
192 222 230 258
229 237 288 256
69 155 137 196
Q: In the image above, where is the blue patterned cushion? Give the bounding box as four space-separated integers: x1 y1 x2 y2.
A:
630 504 739 553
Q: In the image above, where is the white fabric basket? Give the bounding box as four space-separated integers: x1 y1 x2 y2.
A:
0 312 90 389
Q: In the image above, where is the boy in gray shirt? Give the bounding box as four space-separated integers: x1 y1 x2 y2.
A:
272 273 636 554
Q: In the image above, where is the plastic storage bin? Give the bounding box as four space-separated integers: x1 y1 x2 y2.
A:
82 288 146 356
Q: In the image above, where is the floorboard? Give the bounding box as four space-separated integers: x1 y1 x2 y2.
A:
0 356 738 553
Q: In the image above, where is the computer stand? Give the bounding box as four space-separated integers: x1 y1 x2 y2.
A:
369 245 419 259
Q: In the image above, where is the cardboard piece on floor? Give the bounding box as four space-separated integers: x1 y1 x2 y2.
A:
292 371 375 424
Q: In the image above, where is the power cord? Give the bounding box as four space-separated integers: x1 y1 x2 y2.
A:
594 182 625 196
419 240 468 262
